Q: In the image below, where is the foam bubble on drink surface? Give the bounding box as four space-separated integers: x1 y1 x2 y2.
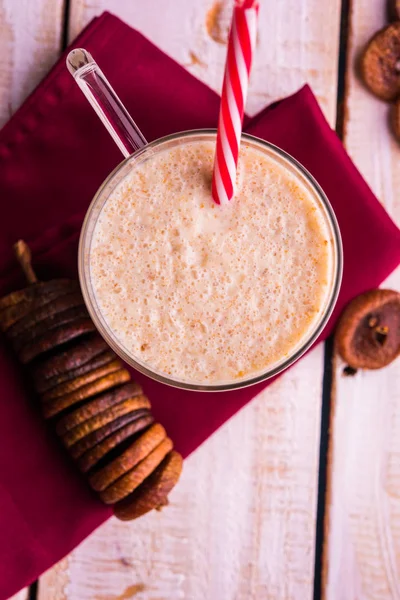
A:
90 140 334 384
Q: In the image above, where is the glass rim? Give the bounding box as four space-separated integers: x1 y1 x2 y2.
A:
79 128 343 392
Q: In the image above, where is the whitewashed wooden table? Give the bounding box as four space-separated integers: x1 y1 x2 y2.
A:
1 0 399 598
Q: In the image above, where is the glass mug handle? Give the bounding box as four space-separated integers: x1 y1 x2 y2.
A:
66 48 148 158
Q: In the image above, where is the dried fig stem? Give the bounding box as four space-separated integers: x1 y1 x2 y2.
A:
13 240 38 285
155 498 169 511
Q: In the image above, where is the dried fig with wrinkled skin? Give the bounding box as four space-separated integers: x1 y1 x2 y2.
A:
43 369 132 418
42 359 122 401
8 291 85 339
55 382 146 433
37 350 116 394
392 97 400 140
0 284 79 332
69 409 152 459
114 451 183 521
12 305 88 352
335 289 400 369
89 423 167 491
99 437 173 505
61 396 150 447
78 413 155 472
19 317 96 363
360 22 400 101
32 334 109 384
0 279 78 311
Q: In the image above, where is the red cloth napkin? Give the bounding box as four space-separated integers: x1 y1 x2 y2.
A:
1 11 400 599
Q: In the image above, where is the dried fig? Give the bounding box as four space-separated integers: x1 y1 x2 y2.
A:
78 413 155 472
0 278 78 312
360 22 400 101
12 305 88 352
61 397 148 447
19 317 96 363
89 423 167 491
42 359 122 401
8 291 85 338
0 283 79 331
34 349 115 395
69 409 152 459
114 451 183 521
100 437 173 505
32 334 109 384
0 242 78 330
43 369 131 418
335 289 400 369
55 383 146 433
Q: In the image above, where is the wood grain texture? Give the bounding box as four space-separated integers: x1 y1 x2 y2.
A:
68 0 340 121
0 0 64 128
35 1 341 599
323 0 400 598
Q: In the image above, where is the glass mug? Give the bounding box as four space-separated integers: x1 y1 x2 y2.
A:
67 49 343 392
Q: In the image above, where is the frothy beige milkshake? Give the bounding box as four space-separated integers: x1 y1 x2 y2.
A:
89 138 335 385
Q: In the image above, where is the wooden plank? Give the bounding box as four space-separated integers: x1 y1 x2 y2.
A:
0 0 64 129
68 0 339 121
324 0 400 598
34 1 341 599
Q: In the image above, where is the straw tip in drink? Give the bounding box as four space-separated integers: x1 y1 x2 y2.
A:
66 48 94 75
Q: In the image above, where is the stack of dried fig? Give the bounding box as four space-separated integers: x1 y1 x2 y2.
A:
360 1 400 141
0 241 182 521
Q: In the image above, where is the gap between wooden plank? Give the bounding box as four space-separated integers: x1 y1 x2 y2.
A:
335 0 352 138
61 0 71 52
314 338 335 600
28 581 38 600
313 0 352 597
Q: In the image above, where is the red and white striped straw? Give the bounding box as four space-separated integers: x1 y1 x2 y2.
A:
212 0 259 205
